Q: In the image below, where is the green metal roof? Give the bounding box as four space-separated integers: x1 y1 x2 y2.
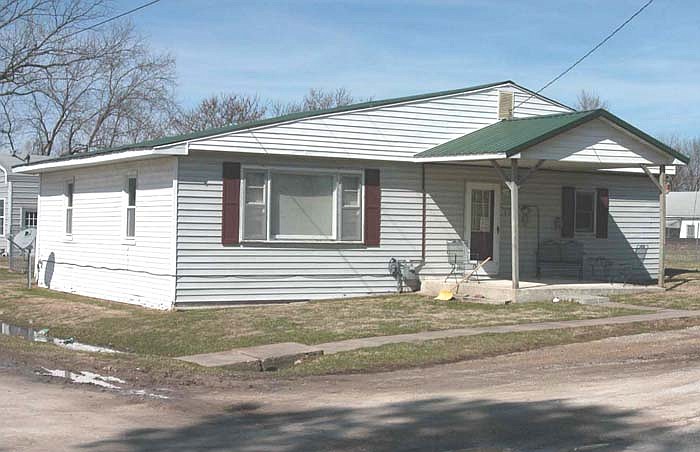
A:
415 109 689 164
15 80 522 169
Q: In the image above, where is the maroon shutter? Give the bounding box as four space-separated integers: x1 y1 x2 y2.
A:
364 169 381 247
596 188 609 239
222 162 241 245
561 186 575 238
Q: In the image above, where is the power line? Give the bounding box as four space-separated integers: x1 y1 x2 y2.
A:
516 0 655 109
64 0 162 39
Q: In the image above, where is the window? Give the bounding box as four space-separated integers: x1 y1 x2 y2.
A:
23 210 37 228
65 181 74 234
126 177 136 238
340 175 361 240
575 191 595 233
687 224 695 239
0 199 5 236
241 168 362 242
243 171 267 240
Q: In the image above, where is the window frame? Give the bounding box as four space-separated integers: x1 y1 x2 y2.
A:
23 209 37 228
687 223 696 239
0 199 5 237
574 190 596 234
239 165 364 243
123 173 137 243
65 179 74 237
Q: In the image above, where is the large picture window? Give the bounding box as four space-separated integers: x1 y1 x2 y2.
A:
242 168 363 242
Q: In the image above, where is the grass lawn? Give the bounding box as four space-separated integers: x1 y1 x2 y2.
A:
283 317 700 376
0 268 643 358
613 241 700 311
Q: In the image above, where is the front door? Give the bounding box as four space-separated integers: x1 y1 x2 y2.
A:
465 182 500 274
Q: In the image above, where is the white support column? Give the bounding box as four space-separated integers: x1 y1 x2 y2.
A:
510 159 519 291
659 165 666 288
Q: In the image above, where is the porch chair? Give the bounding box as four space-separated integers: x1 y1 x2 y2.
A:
445 239 481 284
619 244 650 285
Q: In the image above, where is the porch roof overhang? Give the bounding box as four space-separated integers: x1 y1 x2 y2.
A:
413 109 689 168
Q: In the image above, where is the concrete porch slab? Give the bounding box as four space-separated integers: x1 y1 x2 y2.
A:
421 278 663 303
176 342 323 370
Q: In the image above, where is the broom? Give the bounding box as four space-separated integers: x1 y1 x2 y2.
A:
435 256 492 301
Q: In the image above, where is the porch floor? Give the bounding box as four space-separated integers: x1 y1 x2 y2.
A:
421 277 663 303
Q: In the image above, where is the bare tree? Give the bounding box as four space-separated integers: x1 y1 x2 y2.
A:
0 0 106 98
575 89 609 110
172 93 267 134
666 136 700 191
10 21 176 155
270 87 358 116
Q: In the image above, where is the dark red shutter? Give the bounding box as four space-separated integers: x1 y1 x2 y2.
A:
364 169 381 247
561 186 575 238
222 162 241 245
596 188 609 239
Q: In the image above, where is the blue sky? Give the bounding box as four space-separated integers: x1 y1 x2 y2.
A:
123 0 699 137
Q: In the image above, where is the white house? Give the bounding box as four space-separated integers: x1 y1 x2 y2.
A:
14 81 687 309
0 153 50 254
666 191 700 239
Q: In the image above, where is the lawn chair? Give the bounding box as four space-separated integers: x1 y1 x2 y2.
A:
445 240 481 284
620 244 650 285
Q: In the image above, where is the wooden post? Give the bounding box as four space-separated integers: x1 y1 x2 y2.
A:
510 159 519 291
659 165 666 288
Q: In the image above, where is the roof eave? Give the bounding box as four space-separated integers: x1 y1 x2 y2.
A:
13 146 187 173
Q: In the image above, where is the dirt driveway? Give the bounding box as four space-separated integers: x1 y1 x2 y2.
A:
4 327 700 451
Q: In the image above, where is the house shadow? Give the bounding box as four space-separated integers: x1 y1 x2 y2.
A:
78 397 691 452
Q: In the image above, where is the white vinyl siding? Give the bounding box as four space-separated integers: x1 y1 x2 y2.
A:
524 118 675 165
35 158 177 309
175 153 422 306
188 84 571 162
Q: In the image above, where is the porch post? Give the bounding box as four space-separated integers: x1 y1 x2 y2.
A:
658 165 666 288
510 159 519 291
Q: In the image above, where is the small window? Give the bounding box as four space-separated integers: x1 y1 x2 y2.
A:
66 181 74 235
687 224 695 239
243 171 267 240
340 175 361 241
126 177 136 238
0 199 5 236
23 210 37 228
575 191 595 233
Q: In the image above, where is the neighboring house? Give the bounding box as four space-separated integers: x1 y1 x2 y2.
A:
0 153 50 254
666 191 700 239
15 81 687 309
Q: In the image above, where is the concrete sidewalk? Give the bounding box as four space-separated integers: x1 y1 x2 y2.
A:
177 308 700 368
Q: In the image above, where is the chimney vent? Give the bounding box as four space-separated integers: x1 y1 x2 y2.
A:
498 91 514 120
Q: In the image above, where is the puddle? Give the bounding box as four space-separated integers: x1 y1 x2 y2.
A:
37 367 170 399
0 321 121 353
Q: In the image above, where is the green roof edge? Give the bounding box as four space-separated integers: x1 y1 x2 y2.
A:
15 80 522 168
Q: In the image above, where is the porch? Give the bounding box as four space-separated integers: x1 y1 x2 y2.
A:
413 110 687 300
421 277 663 304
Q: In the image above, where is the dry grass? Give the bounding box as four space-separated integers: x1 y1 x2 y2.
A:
0 267 642 357
614 241 700 310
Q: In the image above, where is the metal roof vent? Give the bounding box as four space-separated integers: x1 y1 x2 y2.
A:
498 91 514 120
